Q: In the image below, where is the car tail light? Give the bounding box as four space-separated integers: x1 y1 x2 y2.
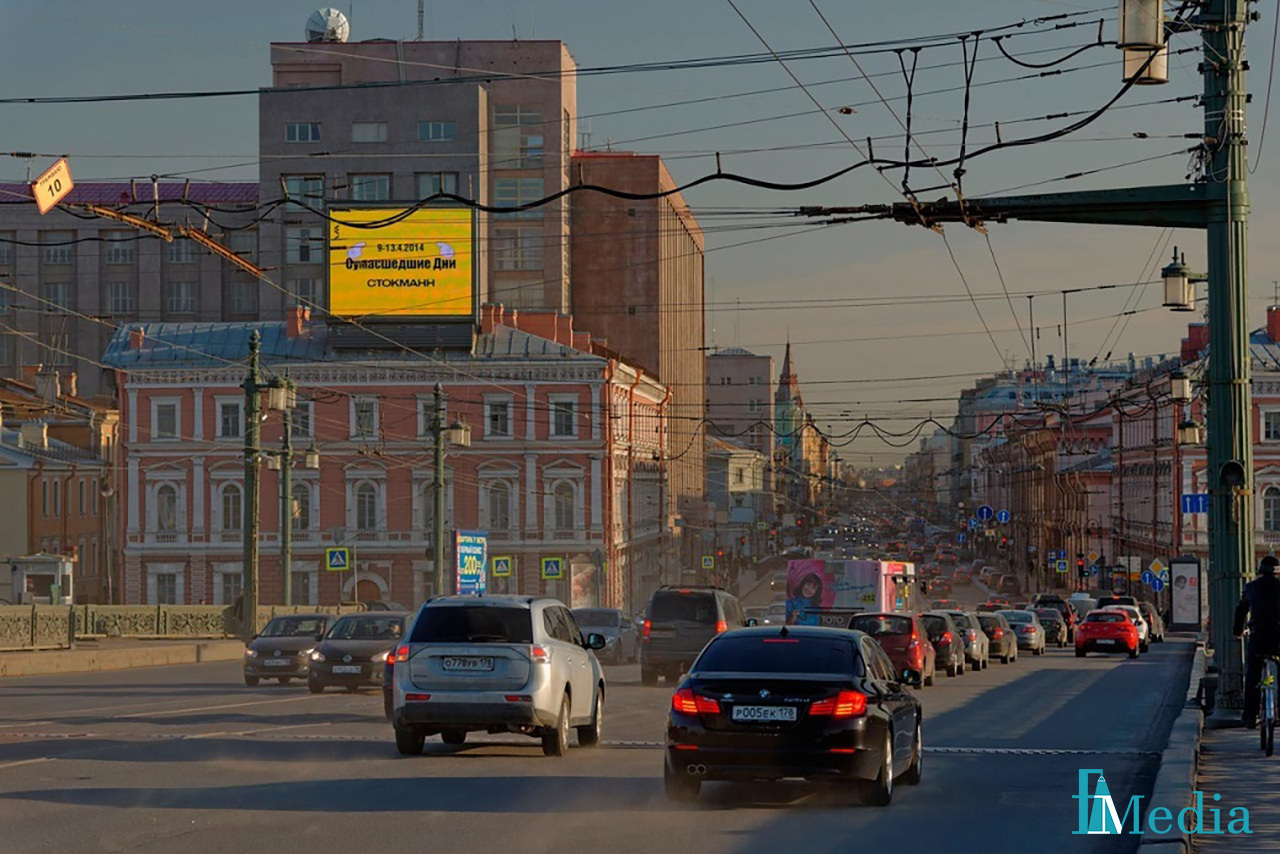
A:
671 688 721 715
642 620 651 640
530 645 550 664
405 693 431 702
1020 626 1035 634
810 690 867 719
672 744 699 751
504 694 532 702
992 627 1004 639
828 747 857 754
394 645 410 663
715 620 728 634
941 631 953 646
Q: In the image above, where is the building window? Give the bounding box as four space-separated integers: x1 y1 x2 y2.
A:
52 479 61 517
42 232 74 265
155 572 179 605
0 332 12 366
290 571 313 606
287 277 318 307
352 397 378 439
221 484 243 532
283 175 324 210
748 399 761 413
167 239 196 264
418 120 455 142
228 280 259 315
550 396 577 438
356 482 379 531
79 479 86 516
92 478 100 515
40 282 72 312
286 226 321 264
492 105 544 168
167 281 197 315
1266 411 1280 442
153 401 179 441
105 281 135 316
485 397 512 438
349 173 391 201
285 122 322 143
156 484 178 532
218 400 242 439
415 172 459 198
351 121 388 143
734 467 746 485
493 178 544 219
227 230 256 259
291 401 313 439
0 233 12 265
218 571 242 606
42 480 49 517
493 227 543 271
487 482 512 532
104 232 135 264
293 483 312 530
553 482 575 532
43 332 71 367
0 286 9 313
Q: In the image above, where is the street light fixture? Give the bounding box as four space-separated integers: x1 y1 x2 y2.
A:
446 419 471 448
1161 248 1207 312
1170 370 1192 404
1177 419 1205 447
304 445 321 470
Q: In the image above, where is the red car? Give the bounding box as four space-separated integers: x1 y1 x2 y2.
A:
848 612 937 687
1075 610 1140 658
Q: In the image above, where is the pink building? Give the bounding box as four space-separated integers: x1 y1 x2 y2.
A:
104 306 669 611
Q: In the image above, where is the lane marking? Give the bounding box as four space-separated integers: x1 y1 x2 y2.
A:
116 694 324 719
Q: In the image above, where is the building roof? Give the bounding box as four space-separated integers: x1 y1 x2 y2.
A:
0 427 105 468
706 435 760 456
0 182 257 206
710 347 758 357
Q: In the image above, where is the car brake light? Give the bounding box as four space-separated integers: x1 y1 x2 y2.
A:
810 690 867 719
404 693 431 702
671 688 721 715
642 620 651 640
530 645 550 664
992 628 1004 639
395 644 410 663
504 694 532 702
941 631 953 645
715 620 728 634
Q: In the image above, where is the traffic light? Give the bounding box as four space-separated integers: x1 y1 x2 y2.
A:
716 549 724 558
1076 553 1086 577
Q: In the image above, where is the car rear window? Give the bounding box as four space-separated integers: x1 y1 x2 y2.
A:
848 615 912 636
695 635 859 675
572 609 619 627
650 592 716 623
1087 613 1127 623
977 615 1001 630
921 615 948 634
1001 611 1033 624
408 606 534 644
260 616 325 637
326 615 403 641
1033 609 1062 622
947 613 972 629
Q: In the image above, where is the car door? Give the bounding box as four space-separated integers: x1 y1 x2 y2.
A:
619 617 637 659
865 640 914 764
556 607 595 718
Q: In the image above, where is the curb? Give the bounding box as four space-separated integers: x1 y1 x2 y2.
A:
0 640 244 678
1138 637 1205 852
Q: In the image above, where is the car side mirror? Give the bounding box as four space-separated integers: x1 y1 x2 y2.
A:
746 618 759 627
586 632 607 651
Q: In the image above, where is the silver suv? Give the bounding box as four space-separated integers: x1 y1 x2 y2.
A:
391 596 608 757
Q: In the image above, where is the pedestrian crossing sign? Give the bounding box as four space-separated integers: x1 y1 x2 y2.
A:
541 556 564 580
492 555 512 578
325 547 350 572
701 555 715 570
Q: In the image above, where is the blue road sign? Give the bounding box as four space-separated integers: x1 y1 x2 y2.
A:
957 532 967 543
997 509 1011 524
1151 578 1166 593
324 547 350 572
541 556 564 580
1089 565 1100 576
1055 559 1068 573
977 504 994 522
1181 493 1209 514
491 555 512 578
1141 569 1156 586
968 518 979 530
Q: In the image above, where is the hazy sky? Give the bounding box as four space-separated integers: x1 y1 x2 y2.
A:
3 0 1277 464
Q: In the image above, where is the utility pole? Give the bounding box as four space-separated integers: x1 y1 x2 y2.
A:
433 383 448 597
280 406 293 607
242 332 263 643
800 0 1252 719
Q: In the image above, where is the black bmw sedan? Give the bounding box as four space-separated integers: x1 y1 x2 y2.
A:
664 625 922 806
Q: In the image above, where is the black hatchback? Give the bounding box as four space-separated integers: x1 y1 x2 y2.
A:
664 626 922 806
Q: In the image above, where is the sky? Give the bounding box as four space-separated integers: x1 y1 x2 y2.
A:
3 0 1278 465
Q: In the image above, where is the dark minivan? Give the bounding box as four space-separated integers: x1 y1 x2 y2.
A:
641 586 747 685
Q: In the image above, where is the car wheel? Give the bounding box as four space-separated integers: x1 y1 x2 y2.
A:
946 663 957 678
1075 648 1086 658
383 694 393 722
924 669 934 687
1140 642 1149 654
1001 652 1011 664
576 689 603 747
244 675 260 687
395 725 425 756
902 720 923 786
441 730 467 746
1128 646 1139 659
859 731 894 806
308 681 324 694
542 694 571 757
278 677 292 684
663 761 701 802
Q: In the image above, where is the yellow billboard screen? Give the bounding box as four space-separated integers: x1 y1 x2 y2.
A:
328 207 474 318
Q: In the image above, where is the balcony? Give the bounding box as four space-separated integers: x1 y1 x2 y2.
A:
145 529 185 545
355 530 384 543
214 530 242 544
551 529 581 542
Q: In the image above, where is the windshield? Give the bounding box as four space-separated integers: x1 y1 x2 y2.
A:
260 616 326 638
326 615 403 641
1088 613 1127 623
695 635 859 675
848 614 912 636
572 609 619 627
409 606 534 644
1001 610 1034 624
650 592 717 623
1033 609 1062 623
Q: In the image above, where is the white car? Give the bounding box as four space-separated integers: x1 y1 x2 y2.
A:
1101 605 1149 651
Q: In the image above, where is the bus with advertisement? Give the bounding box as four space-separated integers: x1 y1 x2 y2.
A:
784 559 919 627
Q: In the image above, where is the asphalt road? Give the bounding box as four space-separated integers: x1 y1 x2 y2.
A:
0 597 1192 854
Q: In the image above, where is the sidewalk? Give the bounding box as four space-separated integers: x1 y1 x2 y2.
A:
0 637 245 678
1196 724 1280 850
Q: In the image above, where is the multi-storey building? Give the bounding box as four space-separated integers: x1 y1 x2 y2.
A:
705 347 774 457
105 306 670 611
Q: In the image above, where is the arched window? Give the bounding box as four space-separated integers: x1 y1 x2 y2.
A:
553 482 575 532
356 482 378 531
156 484 178 531
292 483 311 530
488 482 511 532
221 484 242 531
1266 487 1280 532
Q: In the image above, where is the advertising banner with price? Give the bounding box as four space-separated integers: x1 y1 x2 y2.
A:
455 530 488 596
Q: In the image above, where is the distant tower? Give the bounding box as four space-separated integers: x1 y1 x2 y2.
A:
306 8 351 42
775 339 803 453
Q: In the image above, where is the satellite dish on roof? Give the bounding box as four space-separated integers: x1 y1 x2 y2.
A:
305 8 350 43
